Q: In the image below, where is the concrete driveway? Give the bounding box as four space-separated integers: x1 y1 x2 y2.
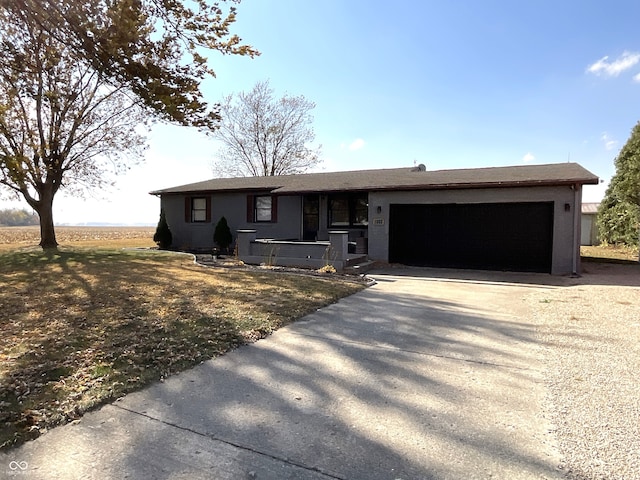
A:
1 269 564 480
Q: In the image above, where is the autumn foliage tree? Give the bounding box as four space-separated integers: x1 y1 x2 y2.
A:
1 0 258 129
0 15 147 247
212 80 321 177
0 0 257 249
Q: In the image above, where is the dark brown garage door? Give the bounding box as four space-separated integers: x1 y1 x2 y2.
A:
389 202 554 273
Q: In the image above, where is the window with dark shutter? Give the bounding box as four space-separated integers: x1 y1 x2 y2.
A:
247 194 277 223
192 198 207 222
185 196 211 223
255 195 272 222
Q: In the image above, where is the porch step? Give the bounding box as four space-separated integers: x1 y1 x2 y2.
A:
344 254 367 267
344 260 376 275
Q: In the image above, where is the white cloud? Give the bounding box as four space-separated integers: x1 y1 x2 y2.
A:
634 72 640 83
522 152 535 163
587 51 640 77
348 138 365 151
601 132 618 150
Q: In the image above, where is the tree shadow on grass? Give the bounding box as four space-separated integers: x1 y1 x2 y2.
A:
3 259 607 478
1 248 355 450
50 276 587 480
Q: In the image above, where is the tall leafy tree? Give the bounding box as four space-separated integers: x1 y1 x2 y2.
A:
0 13 147 247
0 0 257 248
597 122 640 247
597 185 639 246
212 80 321 177
1 0 258 129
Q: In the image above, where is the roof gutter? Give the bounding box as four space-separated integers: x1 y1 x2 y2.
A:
273 178 601 195
149 186 282 196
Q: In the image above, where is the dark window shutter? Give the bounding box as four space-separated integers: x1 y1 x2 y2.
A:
205 196 212 223
185 196 191 223
271 195 278 223
246 195 254 222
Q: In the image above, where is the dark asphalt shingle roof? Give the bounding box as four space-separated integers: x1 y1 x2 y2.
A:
150 162 599 195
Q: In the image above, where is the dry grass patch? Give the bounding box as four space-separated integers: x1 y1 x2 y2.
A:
581 244 639 263
0 247 365 449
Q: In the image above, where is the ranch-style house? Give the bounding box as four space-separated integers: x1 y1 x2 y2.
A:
150 162 598 275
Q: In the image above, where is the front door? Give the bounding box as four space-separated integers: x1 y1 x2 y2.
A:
303 195 320 240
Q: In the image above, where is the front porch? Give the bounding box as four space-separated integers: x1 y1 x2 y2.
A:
236 230 371 272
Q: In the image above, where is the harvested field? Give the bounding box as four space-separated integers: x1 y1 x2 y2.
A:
0 226 156 250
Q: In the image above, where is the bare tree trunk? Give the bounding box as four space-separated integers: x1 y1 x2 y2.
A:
35 185 58 250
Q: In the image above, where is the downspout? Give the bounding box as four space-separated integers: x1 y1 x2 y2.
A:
572 183 581 276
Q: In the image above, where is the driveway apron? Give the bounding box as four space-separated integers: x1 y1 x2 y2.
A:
1 269 564 480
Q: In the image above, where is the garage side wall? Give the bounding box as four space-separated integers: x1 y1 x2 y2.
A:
159 193 302 251
368 186 581 275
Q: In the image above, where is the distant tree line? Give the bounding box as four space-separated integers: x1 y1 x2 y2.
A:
0 208 39 226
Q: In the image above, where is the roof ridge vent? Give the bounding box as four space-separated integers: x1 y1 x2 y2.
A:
411 164 426 172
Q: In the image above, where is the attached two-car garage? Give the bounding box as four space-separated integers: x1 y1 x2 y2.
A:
388 202 554 273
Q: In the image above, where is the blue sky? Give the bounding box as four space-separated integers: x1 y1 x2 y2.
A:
4 0 640 224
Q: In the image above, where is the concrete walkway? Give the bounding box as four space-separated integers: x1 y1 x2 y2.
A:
1 269 564 480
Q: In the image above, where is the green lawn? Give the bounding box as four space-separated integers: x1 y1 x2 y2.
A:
0 247 365 449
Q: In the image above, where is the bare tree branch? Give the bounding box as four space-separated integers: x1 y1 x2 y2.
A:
212 80 321 177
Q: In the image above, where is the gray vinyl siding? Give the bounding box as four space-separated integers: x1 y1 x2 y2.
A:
160 192 302 251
